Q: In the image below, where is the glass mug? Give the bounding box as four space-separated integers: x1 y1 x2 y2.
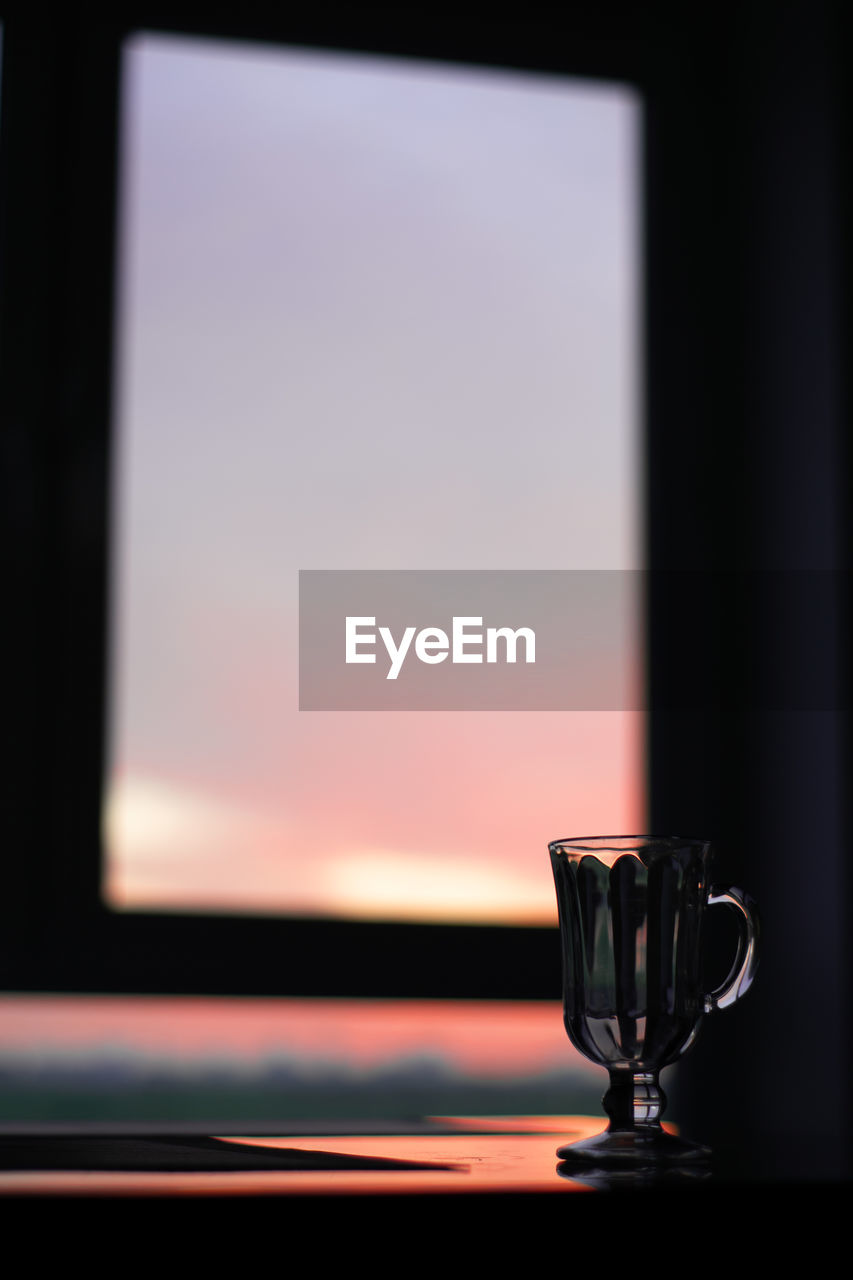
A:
549 835 759 1165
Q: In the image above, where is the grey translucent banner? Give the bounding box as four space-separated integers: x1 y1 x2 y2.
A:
299 571 639 710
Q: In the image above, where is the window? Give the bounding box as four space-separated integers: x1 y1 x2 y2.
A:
105 32 642 928
2 8 651 999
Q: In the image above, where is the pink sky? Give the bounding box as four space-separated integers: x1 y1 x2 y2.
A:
105 711 643 921
105 35 641 925
0 996 599 1078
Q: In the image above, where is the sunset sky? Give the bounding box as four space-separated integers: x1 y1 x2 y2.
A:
0 996 600 1079
105 32 642 923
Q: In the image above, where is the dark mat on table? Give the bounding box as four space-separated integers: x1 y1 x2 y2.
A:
0 1134 460 1173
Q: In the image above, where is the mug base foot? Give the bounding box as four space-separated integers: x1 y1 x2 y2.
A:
556 1127 711 1167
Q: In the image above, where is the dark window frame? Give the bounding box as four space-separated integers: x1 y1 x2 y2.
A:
4 4 835 1001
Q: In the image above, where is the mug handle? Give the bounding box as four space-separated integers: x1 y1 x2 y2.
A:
703 884 761 1013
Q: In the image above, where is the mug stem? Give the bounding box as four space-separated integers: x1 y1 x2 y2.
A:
556 1066 710 1164
603 1067 666 1133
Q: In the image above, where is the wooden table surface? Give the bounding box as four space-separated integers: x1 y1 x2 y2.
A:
0 1116 618 1198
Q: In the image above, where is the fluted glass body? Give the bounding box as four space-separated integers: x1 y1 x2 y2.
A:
550 837 710 1071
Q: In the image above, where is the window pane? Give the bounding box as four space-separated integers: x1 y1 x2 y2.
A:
0 995 600 1124
105 33 642 923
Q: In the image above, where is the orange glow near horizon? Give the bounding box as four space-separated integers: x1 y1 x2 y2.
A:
0 995 599 1078
104 710 644 924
